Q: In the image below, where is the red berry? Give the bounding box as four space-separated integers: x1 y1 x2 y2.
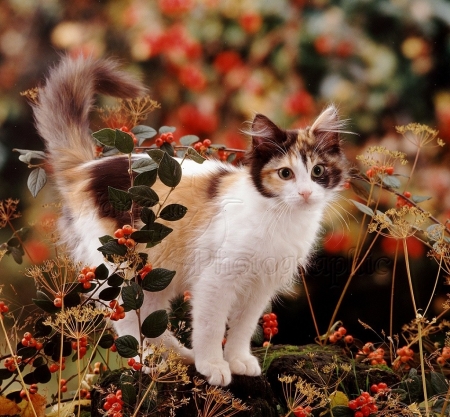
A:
127 358 136 366
366 169 374 178
60 385 67 393
203 139 211 147
132 362 143 371
122 225 133 235
83 282 92 289
263 314 271 322
386 166 394 175
49 363 59 373
348 400 357 410
20 389 27 398
344 335 353 344
54 298 62 308
106 393 117 404
125 238 136 248
378 382 387 390
117 237 126 245
403 191 411 198
370 384 379 393
337 326 347 335
23 332 32 340
114 229 124 238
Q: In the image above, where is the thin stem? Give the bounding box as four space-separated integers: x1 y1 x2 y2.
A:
424 255 443 317
7 220 36 264
389 240 400 363
417 318 430 417
300 268 321 345
404 147 421 192
131 380 156 417
403 239 418 314
0 317 38 417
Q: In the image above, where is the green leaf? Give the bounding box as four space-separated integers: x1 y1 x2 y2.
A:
330 406 353 417
98 333 115 349
34 317 52 337
429 371 448 396
108 187 132 211
108 273 124 287
186 147 206 164
227 153 236 163
180 135 199 146
161 141 175 156
32 298 60 314
158 152 182 187
33 364 51 383
120 382 137 406
134 169 158 187
131 158 158 173
132 223 172 244
349 179 371 201
159 204 187 221
98 235 114 245
115 335 139 358
146 149 165 165
412 195 431 203
141 310 169 338
140 207 156 225
0 368 13 380
99 286 121 301
95 263 109 280
350 199 374 216
115 129 135 153
142 268 176 292
159 126 176 134
128 185 159 207
97 240 128 257
131 125 157 140
122 282 144 311
382 174 401 189
16 150 46 164
92 128 116 147
27 167 47 197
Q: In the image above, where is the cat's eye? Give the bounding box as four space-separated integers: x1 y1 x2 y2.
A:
311 164 325 178
278 167 294 180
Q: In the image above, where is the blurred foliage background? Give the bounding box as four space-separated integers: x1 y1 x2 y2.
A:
1 0 450 345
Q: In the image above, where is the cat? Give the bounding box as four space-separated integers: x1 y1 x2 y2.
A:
31 55 348 386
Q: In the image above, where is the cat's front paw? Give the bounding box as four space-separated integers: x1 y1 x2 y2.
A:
196 358 232 386
227 354 261 377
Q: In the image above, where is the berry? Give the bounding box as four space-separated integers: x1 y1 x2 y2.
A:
386 166 394 175
122 225 133 235
344 335 354 344
132 362 143 371
60 384 68 393
114 229 124 238
155 138 163 147
117 237 127 245
127 358 136 366
49 363 59 373
54 298 62 308
125 238 136 248
337 326 347 335
203 138 211 147
23 332 32 340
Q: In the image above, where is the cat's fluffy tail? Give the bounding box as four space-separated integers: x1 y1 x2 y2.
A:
32 55 147 176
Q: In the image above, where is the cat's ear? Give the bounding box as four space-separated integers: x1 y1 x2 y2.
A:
250 114 287 153
310 105 343 143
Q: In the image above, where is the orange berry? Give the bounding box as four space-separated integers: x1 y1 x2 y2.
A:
386 166 394 175
122 225 133 235
337 326 347 335
344 335 354 344
54 298 62 308
114 229 124 238
125 238 136 248
366 169 374 178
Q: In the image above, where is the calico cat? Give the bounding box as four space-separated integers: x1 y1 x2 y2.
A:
32 56 348 386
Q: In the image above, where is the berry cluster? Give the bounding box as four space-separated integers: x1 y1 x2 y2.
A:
114 225 136 248
21 331 43 350
262 313 278 340
103 389 124 417
393 345 414 370
328 326 354 344
193 138 212 153
370 382 390 396
293 405 312 417
119 126 138 145
49 358 66 373
155 132 175 147
396 191 413 208
348 392 378 416
437 346 450 366
0 301 9 317
4 357 19 372
109 300 126 321
71 336 88 359
77 266 97 290
20 384 38 398
366 165 394 178
357 343 387 365
59 378 68 393
127 357 143 371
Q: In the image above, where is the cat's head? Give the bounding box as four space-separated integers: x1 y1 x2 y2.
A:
243 105 348 207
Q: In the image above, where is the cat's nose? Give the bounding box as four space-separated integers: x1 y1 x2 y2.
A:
299 190 312 201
